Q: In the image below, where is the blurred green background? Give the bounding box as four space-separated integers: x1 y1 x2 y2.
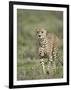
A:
17 9 63 80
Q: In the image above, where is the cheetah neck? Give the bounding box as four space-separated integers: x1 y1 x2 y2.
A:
39 38 48 48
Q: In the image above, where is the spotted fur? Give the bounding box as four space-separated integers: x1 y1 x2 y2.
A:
36 27 60 73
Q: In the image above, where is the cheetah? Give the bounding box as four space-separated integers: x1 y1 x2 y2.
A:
36 27 60 74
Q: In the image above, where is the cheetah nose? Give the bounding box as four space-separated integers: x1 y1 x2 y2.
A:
39 35 41 37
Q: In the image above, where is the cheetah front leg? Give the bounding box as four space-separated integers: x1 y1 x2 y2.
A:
53 48 57 61
52 48 57 72
47 54 53 74
47 52 57 75
40 59 46 74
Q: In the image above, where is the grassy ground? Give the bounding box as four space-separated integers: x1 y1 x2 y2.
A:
17 58 63 80
17 9 63 80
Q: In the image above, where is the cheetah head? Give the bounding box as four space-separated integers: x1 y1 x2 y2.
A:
36 28 47 39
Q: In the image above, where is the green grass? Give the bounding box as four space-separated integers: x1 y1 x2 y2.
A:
17 9 63 80
17 58 63 80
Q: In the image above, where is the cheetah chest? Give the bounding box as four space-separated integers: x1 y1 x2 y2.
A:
39 39 50 55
